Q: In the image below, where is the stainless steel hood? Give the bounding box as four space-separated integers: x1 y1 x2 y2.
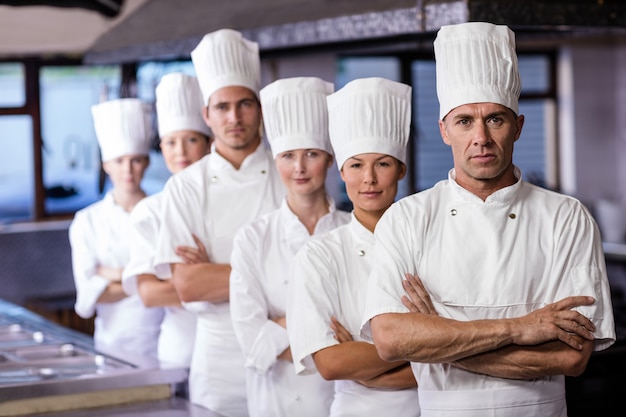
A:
83 0 626 64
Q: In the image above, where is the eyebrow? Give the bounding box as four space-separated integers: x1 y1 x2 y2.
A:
452 110 508 120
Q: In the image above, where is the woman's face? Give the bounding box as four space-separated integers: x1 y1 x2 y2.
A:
275 148 333 197
102 154 150 192
340 153 406 217
160 129 210 174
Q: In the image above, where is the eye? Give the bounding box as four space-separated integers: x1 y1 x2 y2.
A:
240 99 256 109
487 116 504 126
306 150 320 158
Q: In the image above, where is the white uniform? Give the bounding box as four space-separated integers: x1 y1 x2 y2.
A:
69 191 163 365
154 144 285 417
362 168 616 417
288 213 421 417
230 198 350 417
123 191 197 368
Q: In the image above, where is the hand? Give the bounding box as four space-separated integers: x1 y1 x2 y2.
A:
96 265 123 282
176 234 210 264
510 296 596 350
331 316 353 343
271 316 287 329
401 272 438 315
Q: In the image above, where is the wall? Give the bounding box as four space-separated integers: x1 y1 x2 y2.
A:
559 40 626 209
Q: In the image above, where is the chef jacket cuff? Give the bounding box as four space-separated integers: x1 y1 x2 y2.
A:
246 320 290 374
74 274 109 319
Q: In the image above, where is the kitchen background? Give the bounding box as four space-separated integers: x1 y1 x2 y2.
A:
0 0 625 415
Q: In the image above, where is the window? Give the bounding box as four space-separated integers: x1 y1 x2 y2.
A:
0 62 123 224
41 65 121 216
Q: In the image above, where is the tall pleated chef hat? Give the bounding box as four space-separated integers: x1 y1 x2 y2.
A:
191 28 261 104
260 77 334 158
434 21 521 120
91 98 152 162
155 72 211 138
326 77 411 170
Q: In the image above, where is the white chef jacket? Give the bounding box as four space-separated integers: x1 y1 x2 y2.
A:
122 191 197 368
287 213 421 417
154 143 285 417
230 197 350 417
69 191 163 365
361 167 616 417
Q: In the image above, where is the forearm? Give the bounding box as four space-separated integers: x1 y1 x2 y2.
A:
136 275 182 307
171 262 231 303
372 313 512 363
313 341 406 381
359 362 417 390
96 281 127 303
453 338 594 379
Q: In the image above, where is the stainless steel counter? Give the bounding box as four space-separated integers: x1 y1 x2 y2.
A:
0 299 217 417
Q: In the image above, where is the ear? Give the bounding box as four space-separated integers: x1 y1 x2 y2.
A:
439 119 451 146
201 106 211 129
397 162 407 180
326 153 335 170
514 114 525 142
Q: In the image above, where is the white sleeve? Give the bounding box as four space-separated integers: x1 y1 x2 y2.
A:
554 200 616 350
287 240 340 375
68 210 109 319
230 223 289 374
361 202 416 341
154 174 205 270
122 198 160 296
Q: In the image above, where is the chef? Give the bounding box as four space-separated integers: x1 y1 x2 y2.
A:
69 98 163 365
229 76 350 417
122 72 211 370
153 29 285 416
287 77 420 417
361 22 616 417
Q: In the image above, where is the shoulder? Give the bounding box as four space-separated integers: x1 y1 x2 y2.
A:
235 209 279 242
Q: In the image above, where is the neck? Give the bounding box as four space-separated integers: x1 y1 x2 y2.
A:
455 166 517 201
111 188 146 212
286 189 330 235
353 207 385 233
215 137 261 170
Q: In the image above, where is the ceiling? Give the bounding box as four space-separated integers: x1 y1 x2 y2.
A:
0 0 625 64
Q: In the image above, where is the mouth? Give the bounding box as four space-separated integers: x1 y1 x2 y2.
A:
471 154 496 163
360 190 382 198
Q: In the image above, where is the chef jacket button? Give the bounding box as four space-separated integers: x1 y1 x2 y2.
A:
261 170 267 174
450 209 457 216
358 250 365 257
509 213 516 219
211 175 219 183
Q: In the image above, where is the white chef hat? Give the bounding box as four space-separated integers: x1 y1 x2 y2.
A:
91 98 152 162
260 77 334 158
434 21 521 120
155 72 211 138
191 28 261 105
327 77 412 170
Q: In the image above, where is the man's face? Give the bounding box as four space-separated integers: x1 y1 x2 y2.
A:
202 86 261 155
439 102 524 191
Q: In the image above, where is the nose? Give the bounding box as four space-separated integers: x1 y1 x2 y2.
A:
226 106 241 123
294 154 305 173
174 140 185 156
363 165 377 185
473 122 492 146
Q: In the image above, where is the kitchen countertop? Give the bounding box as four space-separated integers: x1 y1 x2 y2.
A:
0 299 219 417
